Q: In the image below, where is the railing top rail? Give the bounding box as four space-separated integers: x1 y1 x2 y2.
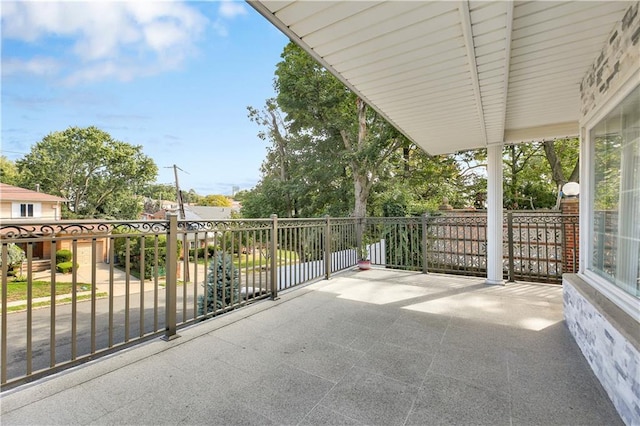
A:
0 221 170 239
277 218 328 223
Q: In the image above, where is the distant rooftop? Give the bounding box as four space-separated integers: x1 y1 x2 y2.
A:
0 183 67 203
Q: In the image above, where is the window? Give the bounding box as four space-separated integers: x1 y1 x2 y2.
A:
20 204 34 218
589 85 640 298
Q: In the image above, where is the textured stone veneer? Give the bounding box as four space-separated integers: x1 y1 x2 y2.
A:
580 2 639 118
564 278 640 426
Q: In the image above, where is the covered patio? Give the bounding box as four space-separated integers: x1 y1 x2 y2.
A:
0 269 621 425
1 1 637 424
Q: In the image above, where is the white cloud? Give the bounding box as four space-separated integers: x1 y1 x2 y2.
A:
2 57 62 77
218 0 247 19
1 1 209 84
211 19 229 38
210 0 247 38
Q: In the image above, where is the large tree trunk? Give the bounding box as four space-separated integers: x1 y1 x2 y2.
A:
542 140 567 187
568 159 579 183
268 109 293 217
353 174 369 218
352 98 369 217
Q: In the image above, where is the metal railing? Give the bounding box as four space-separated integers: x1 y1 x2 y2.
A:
1 212 578 389
361 212 578 282
0 215 361 388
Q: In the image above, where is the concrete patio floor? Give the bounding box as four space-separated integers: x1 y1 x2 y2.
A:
1 269 622 425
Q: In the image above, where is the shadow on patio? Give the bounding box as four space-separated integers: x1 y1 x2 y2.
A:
0 269 621 425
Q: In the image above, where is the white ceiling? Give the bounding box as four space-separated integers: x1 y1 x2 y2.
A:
249 1 632 155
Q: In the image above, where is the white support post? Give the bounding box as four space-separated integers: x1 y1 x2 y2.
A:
486 143 505 285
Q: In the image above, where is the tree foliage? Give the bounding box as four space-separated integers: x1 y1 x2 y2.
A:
199 194 232 207
113 231 181 280
0 243 26 272
503 139 579 209
274 42 406 217
0 156 21 185
197 253 240 315
243 43 579 218
142 183 177 203
17 126 157 219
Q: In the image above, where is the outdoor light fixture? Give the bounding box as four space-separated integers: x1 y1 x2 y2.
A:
562 182 580 197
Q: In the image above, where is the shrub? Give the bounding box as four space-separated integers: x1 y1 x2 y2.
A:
112 231 181 279
188 245 217 261
0 243 26 275
55 249 72 264
197 253 240 316
56 262 79 273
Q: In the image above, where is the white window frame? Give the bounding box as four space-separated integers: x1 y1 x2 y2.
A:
12 202 42 219
579 69 640 322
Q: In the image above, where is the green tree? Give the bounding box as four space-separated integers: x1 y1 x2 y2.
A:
275 42 404 217
199 194 232 207
0 156 21 185
17 126 157 219
503 139 579 210
0 243 26 274
197 253 240 315
142 183 177 202
113 231 181 279
239 177 288 218
372 145 479 215
181 189 201 204
248 98 295 217
245 97 353 218
140 183 177 213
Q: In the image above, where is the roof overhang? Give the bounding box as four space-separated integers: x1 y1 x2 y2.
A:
249 1 632 155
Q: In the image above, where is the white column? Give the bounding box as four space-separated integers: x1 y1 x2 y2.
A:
486 143 504 285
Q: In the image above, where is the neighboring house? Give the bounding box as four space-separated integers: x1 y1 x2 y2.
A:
185 205 233 221
0 183 65 222
0 183 66 261
0 183 108 264
141 205 236 253
183 205 233 250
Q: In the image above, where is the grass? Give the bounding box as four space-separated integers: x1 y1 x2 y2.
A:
3 280 93 302
6 292 109 313
193 249 300 269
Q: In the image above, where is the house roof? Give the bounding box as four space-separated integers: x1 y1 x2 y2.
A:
0 183 67 202
249 1 632 155
184 205 233 221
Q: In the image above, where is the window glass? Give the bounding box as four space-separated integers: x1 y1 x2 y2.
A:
19 203 35 217
590 85 640 297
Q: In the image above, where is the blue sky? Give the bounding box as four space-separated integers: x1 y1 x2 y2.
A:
1 0 289 195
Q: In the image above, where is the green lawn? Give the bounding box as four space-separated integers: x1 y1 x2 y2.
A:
6 293 108 313
215 249 300 269
3 281 92 302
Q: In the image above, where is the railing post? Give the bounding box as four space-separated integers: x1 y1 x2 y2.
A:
1 245 8 385
324 215 331 279
163 214 180 341
270 214 279 300
507 211 515 282
421 213 429 274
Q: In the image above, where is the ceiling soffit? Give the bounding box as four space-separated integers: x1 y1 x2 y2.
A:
250 1 631 155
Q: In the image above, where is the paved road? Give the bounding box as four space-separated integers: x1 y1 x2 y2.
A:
4 257 320 384
3 286 195 382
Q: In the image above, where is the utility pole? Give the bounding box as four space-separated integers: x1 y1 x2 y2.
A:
172 164 186 219
167 164 189 282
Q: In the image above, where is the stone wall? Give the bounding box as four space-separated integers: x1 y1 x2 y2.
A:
580 2 640 118
564 278 640 425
